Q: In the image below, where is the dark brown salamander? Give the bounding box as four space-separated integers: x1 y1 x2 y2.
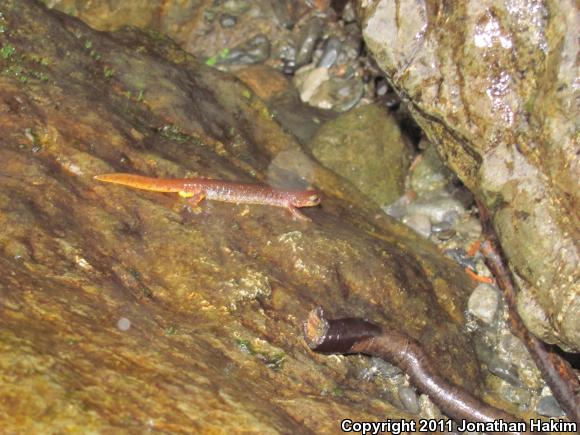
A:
303 307 530 435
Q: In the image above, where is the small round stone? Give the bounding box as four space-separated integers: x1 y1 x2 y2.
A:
382 92 400 110
487 356 522 386
454 216 483 239
468 283 499 324
342 2 357 23
406 193 465 223
219 14 237 28
436 228 456 241
296 18 323 66
317 37 342 69
536 395 565 417
369 357 402 378
117 317 131 331
398 386 420 414
402 213 432 238
431 221 452 233
432 221 455 240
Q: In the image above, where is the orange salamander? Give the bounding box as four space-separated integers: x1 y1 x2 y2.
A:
94 173 321 220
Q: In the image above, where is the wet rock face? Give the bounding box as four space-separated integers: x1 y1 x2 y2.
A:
356 0 580 351
308 104 412 207
1 0 489 430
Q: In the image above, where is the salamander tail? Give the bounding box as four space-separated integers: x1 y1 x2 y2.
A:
94 173 182 193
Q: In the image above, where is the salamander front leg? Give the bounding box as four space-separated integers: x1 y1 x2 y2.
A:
287 206 310 221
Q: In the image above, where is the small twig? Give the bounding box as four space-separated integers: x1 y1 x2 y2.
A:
465 266 495 284
477 203 580 423
303 307 528 435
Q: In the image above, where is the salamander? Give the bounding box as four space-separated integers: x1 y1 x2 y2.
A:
304 307 531 435
94 173 321 220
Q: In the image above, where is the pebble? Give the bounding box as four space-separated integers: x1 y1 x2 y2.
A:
294 65 329 103
322 77 364 112
375 77 389 97
431 220 452 233
223 34 270 65
440 210 459 226
296 18 323 67
341 36 362 63
454 216 483 239
435 228 456 241
468 283 499 324
409 146 453 194
342 2 357 23
358 357 402 381
370 357 402 378
278 44 297 74
499 334 534 368
398 386 420 414
117 317 131 331
402 213 432 238
497 380 531 406
219 14 237 28
444 248 477 270
317 37 342 69
271 0 294 29
406 193 465 224
222 0 250 15
382 91 400 110
294 65 364 111
487 355 522 386
472 334 496 366
282 62 296 75
496 333 546 389
383 193 414 220
278 43 296 62
536 395 565 417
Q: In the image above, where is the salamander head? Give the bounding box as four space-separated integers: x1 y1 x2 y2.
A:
292 190 321 207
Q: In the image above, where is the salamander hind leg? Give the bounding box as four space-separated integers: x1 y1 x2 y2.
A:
179 191 206 208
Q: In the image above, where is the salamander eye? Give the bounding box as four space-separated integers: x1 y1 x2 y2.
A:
308 193 321 205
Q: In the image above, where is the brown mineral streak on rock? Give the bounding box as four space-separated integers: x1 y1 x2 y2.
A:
0 0 503 431
358 0 580 351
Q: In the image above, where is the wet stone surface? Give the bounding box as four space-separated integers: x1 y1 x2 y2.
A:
0 0 504 431
382 139 559 414
6 0 572 429
357 0 580 351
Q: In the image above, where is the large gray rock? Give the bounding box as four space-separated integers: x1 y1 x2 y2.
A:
356 0 579 351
